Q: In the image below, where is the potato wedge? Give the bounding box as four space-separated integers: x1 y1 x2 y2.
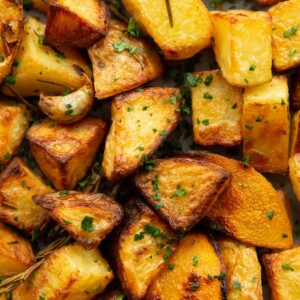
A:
146 232 225 299
262 246 300 300
0 221 35 277
191 70 243 146
2 16 91 98
87 20 163 100
289 154 300 203
291 110 300 156
26 117 107 190
31 0 49 14
33 191 123 249
112 199 177 300
0 100 30 165
292 69 300 109
102 88 181 181
242 76 290 174
0 157 53 235
134 157 231 232
211 10 272 87
44 0 109 48
13 243 114 300
218 238 263 300
0 0 23 84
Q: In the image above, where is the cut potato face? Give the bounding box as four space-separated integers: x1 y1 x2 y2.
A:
289 154 300 203
134 157 231 232
33 191 124 249
88 20 163 100
291 110 300 156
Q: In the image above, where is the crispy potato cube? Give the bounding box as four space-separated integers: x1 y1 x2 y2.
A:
181 151 293 249
31 0 49 14
218 238 263 300
0 100 30 165
13 243 114 300
0 0 23 84
146 232 225 299
0 221 34 277
44 0 108 48
288 154 300 203
262 246 300 300
211 10 272 87
269 0 300 71
122 0 212 60
113 199 177 300
242 76 290 174
26 117 107 190
191 70 243 146
33 191 123 249
292 69 300 109
2 16 91 98
87 20 163 100
102 88 181 181
134 157 231 232
291 110 300 156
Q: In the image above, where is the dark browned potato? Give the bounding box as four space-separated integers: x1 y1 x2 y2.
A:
292 69 300 109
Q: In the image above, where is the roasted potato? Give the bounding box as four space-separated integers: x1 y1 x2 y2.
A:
87 20 163 100
191 70 243 146
291 110 300 156
102 87 181 181
262 246 300 300
289 154 300 203
0 99 30 165
26 117 107 190
31 0 49 14
113 199 177 300
0 221 35 277
44 0 109 48
242 76 290 174
0 0 23 84
292 69 300 109
134 157 231 232
2 16 91 98
218 238 263 300
33 191 123 249
211 10 272 87
146 232 225 299
0 157 53 235
13 243 114 300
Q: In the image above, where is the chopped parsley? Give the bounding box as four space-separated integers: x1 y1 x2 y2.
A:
202 119 210 126
203 92 213 99
62 220 72 225
163 246 172 262
249 64 256 71
187 73 202 87
65 104 73 115
282 233 288 238
168 264 175 270
282 264 294 271
245 124 253 130
140 154 158 171
170 184 187 198
135 146 144 151
189 282 200 291
204 74 214 86
232 280 242 291
125 17 142 38
255 116 262 122
0 55 5 62
192 255 199 266
232 103 237 109
4 76 16 84
81 216 94 233
283 25 299 38
267 210 274 220
127 106 134 112
281 99 286 105
4 153 11 160
155 202 164 209
113 38 144 54
134 232 145 241
160 129 168 136
289 49 297 57
242 155 250 164
60 190 69 197
163 92 181 104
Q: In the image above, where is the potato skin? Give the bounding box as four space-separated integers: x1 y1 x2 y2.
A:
289 154 300 203
31 0 49 14
290 110 300 156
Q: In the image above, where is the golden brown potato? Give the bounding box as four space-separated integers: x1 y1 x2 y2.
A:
269 0 300 71
191 70 243 146
262 246 300 300
291 110 300 156
0 100 30 165
211 10 272 87
44 0 109 48
146 232 225 299
134 157 231 232
0 0 23 84
88 20 163 100
31 0 49 14
102 88 181 181
242 76 290 174
292 69 300 109
289 154 300 203
218 238 263 300
13 243 114 300
0 221 35 277
0 157 53 235
2 16 91 98
26 117 107 190
33 191 123 250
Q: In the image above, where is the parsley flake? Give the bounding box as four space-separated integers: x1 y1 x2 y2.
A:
81 216 94 233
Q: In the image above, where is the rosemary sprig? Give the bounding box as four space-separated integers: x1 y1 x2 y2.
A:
165 0 173 27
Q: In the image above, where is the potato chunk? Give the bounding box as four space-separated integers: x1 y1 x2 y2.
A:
44 0 108 48
291 110 300 156
102 88 181 181
262 246 300 300
2 16 91 98
33 191 123 249
122 0 212 60
0 100 30 165
146 232 225 299
242 76 290 174
135 157 231 232
211 10 272 87
31 0 49 14
218 238 263 300
191 70 243 146
13 243 114 300
0 221 34 277
88 20 163 100
26 117 107 190
289 154 300 203
269 0 300 71
113 199 177 300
